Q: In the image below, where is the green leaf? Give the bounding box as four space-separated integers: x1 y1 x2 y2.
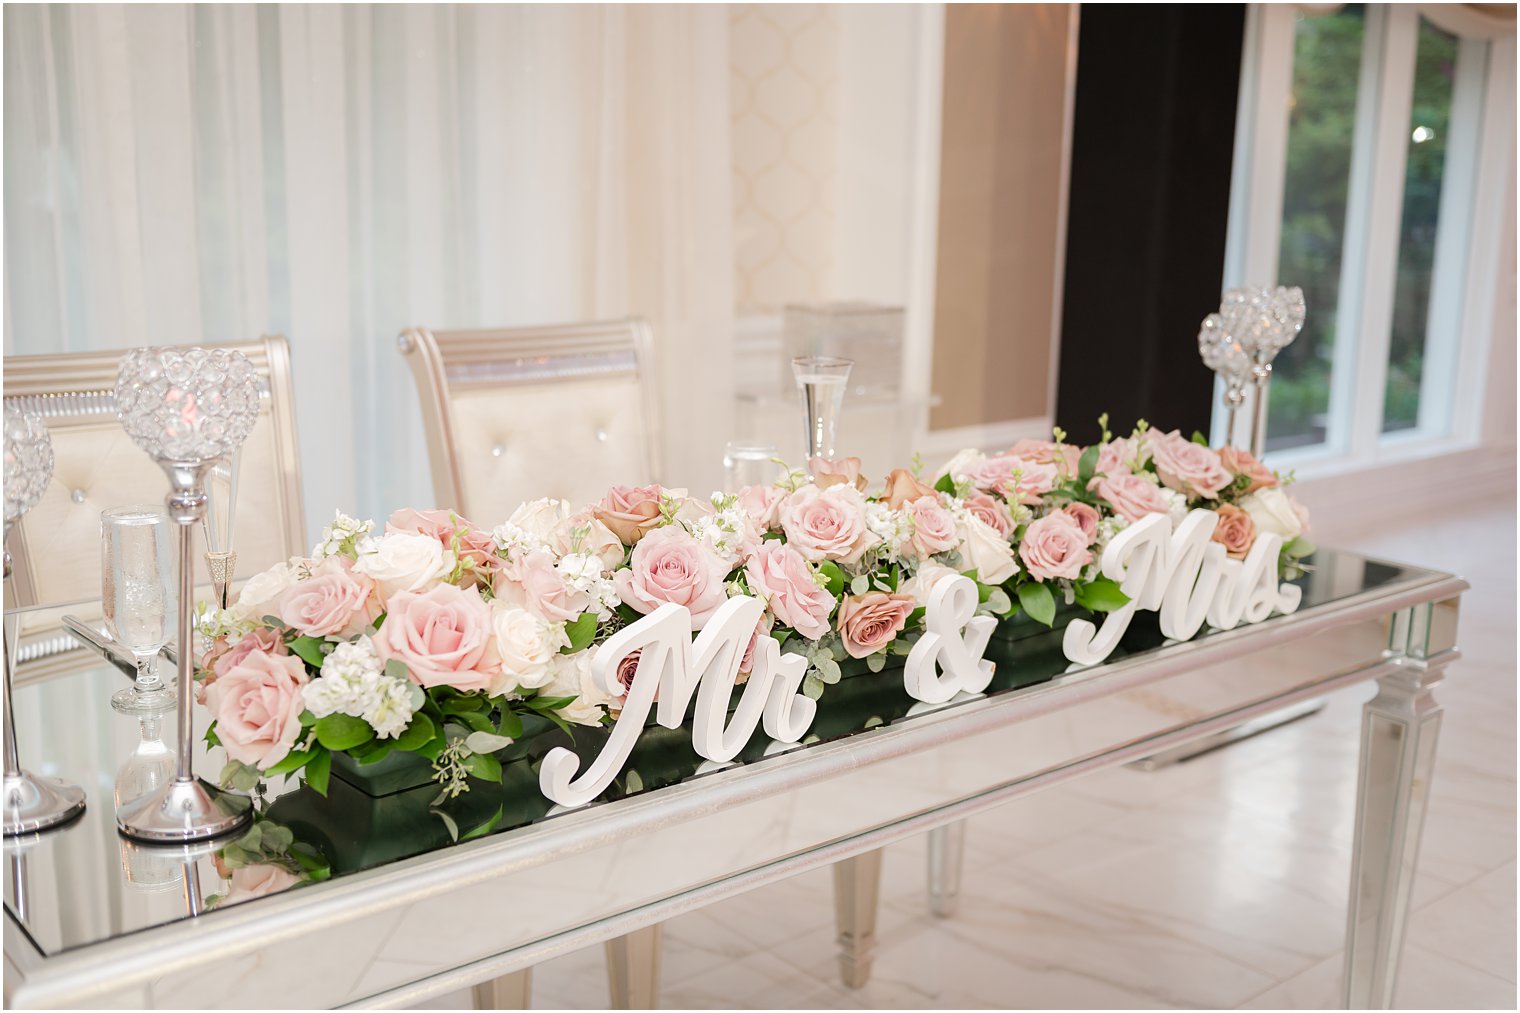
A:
263 747 316 777
460 805 504 842
1017 581 1057 627
304 749 331 796
907 606 926 627
866 652 885 673
802 673 826 700
561 613 599 653
219 759 263 792
849 574 870 595
287 635 328 668
1284 536 1317 558
528 694 576 711
496 709 523 741
462 752 502 783
298 710 318 727
453 710 495 734
624 770 644 793
1191 430 1210 446
314 713 374 751
818 560 845 597
933 472 957 496
384 659 411 683
1078 443 1100 485
357 741 394 765
464 730 516 754
440 695 488 714
394 712 436 752
434 808 460 843
205 722 222 748
1073 576 1131 613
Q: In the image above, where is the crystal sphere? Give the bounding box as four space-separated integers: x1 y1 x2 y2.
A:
1218 286 1307 360
115 347 260 463
1197 312 1249 379
3 406 55 524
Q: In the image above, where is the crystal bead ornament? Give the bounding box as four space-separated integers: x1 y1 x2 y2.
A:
1198 286 1306 456
3 407 88 835
113 347 258 843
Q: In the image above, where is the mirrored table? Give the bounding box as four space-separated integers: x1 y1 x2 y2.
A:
3 549 1466 1009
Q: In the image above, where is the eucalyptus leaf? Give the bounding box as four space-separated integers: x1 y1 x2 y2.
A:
625 770 644 793
464 730 516 754
385 659 412 683
866 653 885 673
802 674 826 700
434 809 460 843
849 574 870 595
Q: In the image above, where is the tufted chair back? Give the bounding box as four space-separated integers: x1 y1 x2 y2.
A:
3 337 306 666
398 319 660 522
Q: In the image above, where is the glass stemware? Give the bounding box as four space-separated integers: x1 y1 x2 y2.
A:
101 506 176 714
114 712 177 810
791 356 853 463
203 452 239 611
722 441 782 494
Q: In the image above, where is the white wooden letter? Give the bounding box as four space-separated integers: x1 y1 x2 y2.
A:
904 575 996 704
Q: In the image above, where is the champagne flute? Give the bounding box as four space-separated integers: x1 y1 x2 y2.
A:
791 356 853 463
102 506 176 714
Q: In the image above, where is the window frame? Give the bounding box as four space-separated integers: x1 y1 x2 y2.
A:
1216 3 1516 477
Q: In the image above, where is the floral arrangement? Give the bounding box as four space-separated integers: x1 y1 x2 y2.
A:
197 418 1311 806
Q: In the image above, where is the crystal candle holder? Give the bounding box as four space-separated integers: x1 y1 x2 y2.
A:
113 346 260 844
3 407 88 836
1199 286 1305 455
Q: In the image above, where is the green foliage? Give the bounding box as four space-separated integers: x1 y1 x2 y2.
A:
933 472 957 496
1073 576 1130 613
1017 581 1057 627
818 560 846 597
314 713 373 751
394 712 437 752
287 635 328 668
305 749 331 796
562 613 598 653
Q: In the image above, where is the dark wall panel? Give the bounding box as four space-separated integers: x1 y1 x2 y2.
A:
1055 4 1246 442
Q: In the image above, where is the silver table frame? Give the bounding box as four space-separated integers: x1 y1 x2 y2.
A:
3 563 1466 1010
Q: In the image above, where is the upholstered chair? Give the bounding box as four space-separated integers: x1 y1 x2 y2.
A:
3 336 306 678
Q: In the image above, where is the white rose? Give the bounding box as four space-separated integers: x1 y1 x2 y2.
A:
353 531 453 603
901 561 960 606
490 603 567 695
231 559 302 622
507 498 571 542
935 448 985 483
1240 487 1304 540
956 512 1018 585
549 514 625 572
541 649 613 727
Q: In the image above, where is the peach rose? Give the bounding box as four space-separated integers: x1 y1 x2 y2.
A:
906 496 959 558
373 583 500 692
387 508 497 579
1008 438 1081 475
778 484 878 564
836 591 915 659
963 492 1014 539
594 484 666 545
1219 446 1278 495
1061 502 1101 545
736 484 786 531
745 539 836 640
204 649 309 770
1148 431 1231 500
881 468 936 510
1211 503 1257 559
278 560 375 638
217 864 301 906
1090 473 1171 523
808 456 867 492
1018 513 1093 582
614 526 731 629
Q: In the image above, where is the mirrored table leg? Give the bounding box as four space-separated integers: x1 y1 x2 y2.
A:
833 847 883 989
1343 601 1456 1009
606 923 663 1009
927 821 966 917
472 968 532 1009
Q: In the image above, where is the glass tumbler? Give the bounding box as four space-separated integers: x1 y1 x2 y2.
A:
101 505 176 714
723 441 783 494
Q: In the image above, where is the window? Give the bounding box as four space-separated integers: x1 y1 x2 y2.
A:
1222 4 1515 467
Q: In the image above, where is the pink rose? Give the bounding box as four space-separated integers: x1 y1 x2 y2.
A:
905 496 959 558
614 526 731 629
496 549 594 624
1096 435 1148 477
836 592 915 660
1212 503 1257 560
745 540 836 640
881 468 937 510
1018 513 1093 582
278 561 374 638
1148 431 1231 500
1219 446 1278 494
1090 473 1171 523
738 613 772 678
1061 502 1101 545
204 649 309 770
387 508 498 582
217 864 301 906
594 485 666 545
736 484 786 531
968 455 1059 505
204 627 288 686
963 492 1014 539
808 456 867 492
1007 438 1081 475
614 650 642 698
373 583 500 692
778 485 878 564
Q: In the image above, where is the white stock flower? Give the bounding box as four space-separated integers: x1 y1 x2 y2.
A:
490 602 569 695
865 501 914 562
304 638 418 740
231 560 303 622
555 553 620 618
312 511 375 560
541 649 614 727
353 530 453 603
1159 487 1190 527
686 499 757 567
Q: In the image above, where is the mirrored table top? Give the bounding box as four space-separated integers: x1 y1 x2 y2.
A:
4 548 1450 959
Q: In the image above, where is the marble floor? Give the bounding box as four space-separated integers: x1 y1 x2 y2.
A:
426 494 1517 1010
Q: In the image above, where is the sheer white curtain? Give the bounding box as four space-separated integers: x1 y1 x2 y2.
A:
3 4 735 536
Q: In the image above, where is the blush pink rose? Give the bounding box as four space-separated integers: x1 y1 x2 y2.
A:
737 613 772 678
1061 502 1101 545
968 455 1059 505
736 484 786 530
1211 503 1257 559
1007 438 1081 475
204 650 309 770
1018 513 1094 582
204 627 288 682
387 508 498 582
495 549 592 624
217 864 302 906
594 484 666 545
905 496 959 558
615 650 642 698
881 468 937 510
1219 446 1278 494
836 592 915 660
1090 473 1171 523
808 456 867 492
373 583 500 693
745 539 836 640
614 526 731 629
278 560 374 638
778 485 878 564
1148 431 1232 500
963 492 1014 539
1096 435 1149 476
